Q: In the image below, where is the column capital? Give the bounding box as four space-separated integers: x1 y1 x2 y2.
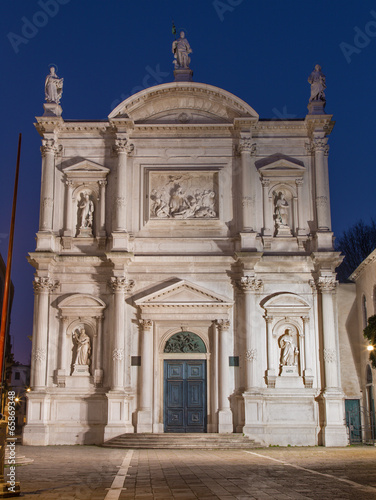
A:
98 179 107 187
238 275 263 292
238 138 256 155
312 137 329 153
295 177 304 186
108 276 135 294
216 319 230 331
33 276 59 293
261 177 270 187
40 138 62 157
65 179 74 188
317 276 337 293
139 319 153 330
265 315 274 324
112 138 134 156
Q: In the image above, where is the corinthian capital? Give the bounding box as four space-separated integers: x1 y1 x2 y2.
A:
112 138 134 156
238 275 263 292
317 276 337 292
33 276 59 293
216 319 230 331
238 138 256 155
108 276 135 293
312 137 329 153
139 319 153 330
40 138 61 157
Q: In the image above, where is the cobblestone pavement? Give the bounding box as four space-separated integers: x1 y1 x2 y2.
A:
14 445 376 499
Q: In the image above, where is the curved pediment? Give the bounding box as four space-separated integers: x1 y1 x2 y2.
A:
262 292 310 314
59 294 106 316
108 82 259 124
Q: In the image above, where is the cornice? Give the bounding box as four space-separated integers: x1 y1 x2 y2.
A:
350 248 376 281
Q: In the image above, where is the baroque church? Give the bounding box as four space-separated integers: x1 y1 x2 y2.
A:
24 34 351 447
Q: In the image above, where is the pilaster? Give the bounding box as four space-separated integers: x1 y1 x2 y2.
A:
137 319 154 432
216 319 233 433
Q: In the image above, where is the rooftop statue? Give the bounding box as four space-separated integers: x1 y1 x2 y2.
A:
45 66 63 104
308 64 326 103
172 31 192 69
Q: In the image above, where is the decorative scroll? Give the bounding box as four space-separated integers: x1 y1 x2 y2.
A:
149 171 218 219
164 331 206 353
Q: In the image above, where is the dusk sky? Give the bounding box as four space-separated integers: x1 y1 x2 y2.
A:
1 0 375 364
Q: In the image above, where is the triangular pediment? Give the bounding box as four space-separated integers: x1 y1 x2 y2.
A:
63 159 110 175
256 154 305 177
109 82 259 124
135 280 232 306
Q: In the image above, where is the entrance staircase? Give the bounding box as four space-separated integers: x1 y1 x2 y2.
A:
103 433 261 449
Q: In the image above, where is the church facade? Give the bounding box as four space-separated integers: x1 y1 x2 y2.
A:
24 64 349 447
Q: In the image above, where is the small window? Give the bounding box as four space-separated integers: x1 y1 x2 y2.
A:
14 372 20 380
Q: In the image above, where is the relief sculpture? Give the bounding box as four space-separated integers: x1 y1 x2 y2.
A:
149 172 218 219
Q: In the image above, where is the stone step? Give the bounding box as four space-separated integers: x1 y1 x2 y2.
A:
103 433 261 449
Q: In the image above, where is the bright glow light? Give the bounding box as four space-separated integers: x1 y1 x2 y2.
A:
26 388 30 392
14 397 19 402
367 345 374 351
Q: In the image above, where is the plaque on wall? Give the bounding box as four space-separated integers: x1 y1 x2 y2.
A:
148 171 218 220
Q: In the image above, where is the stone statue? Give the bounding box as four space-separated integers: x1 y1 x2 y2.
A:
172 31 192 69
78 192 94 229
280 329 299 366
73 327 91 366
274 192 289 227
308 64 326 103
45 66 63 104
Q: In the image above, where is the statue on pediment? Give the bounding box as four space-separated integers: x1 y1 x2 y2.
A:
172 31 192 69
308 64 326 103
45 66 63 104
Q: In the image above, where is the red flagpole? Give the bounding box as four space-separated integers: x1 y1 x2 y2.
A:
0 134 22 391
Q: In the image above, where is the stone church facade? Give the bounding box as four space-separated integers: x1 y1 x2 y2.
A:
24 71 348 446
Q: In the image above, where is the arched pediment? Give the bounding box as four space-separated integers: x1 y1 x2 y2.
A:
58 294 106 317
262 292 310 315
63 160 110 180
108 82 259 124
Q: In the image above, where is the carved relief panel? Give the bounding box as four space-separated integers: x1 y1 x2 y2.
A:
148 170 219 220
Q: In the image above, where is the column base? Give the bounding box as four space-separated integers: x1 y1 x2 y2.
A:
104 391 134 441
319 390 348 447
218 409 233 433
137 410 153 433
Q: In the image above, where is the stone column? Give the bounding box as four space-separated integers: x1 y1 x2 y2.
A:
317 276 348 446
265 315 276 387
32 277 59 389
63 180 74 236
113 138 134 232
39 139 59 231
302 316 313 387
108 276 134 391
239 138 256 231
239 276 263 391
56 316 68 387
295 177 305 235
312 137 331 231
137 319 154 432
216 319 233 433
98 180 107 236
94 315 103 386
317 277 339 389
261 178 272 236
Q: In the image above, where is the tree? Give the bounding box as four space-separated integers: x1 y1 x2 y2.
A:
364 315 376 368
335 219 376 282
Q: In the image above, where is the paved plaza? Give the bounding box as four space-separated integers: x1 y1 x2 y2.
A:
13 444 376 499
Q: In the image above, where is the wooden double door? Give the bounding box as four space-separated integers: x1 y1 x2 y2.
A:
164 360 207 433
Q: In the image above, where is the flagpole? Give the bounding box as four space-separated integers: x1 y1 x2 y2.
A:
0 134 21 391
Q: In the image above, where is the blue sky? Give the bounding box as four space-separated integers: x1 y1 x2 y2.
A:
1 0 375 363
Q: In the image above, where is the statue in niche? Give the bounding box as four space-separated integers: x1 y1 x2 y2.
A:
72 327 91 366
279 329 299 366
308 64 326 103
274 191 289 228
45 66 63 104
77 192 94 234
172 31 192 69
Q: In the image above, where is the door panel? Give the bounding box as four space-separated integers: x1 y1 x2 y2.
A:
164 360 206 433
